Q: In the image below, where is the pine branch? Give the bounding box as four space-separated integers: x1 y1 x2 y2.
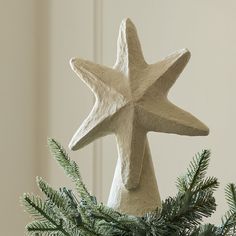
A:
37 177 83 228
47 138 94 205
89 204 144 233
26 221 62 235
225 183 236 212
143 211 168 236
161 149 217 235
219 211 236 236
177 175 188 193
177 150 211 193
21 193 71 236
219 184 236 235
190 224 219 236
193 177 219 194
161 190 216 234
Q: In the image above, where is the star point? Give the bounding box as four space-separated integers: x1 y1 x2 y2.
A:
114 18 147 76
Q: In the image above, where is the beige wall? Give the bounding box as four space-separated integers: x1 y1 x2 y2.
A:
0 0 38 235
1 1 236 234
46 0 96 194
1 0 95 235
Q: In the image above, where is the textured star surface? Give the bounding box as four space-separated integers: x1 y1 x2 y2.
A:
69 18 209 190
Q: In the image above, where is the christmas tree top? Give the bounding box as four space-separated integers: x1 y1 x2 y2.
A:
21 19 236 236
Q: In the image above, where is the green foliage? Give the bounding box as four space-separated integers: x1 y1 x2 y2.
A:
218 184 236 236
21 139 236 235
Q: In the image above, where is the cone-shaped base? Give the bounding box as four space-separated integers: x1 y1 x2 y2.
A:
107 139 161 216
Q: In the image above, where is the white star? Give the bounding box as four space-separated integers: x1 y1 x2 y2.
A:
69 18 209 192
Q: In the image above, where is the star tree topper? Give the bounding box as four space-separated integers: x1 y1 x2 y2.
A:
69 18 209 215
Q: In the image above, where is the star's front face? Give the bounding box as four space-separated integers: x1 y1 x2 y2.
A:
69 18 209 190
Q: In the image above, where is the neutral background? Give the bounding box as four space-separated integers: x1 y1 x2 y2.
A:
1 0 236 235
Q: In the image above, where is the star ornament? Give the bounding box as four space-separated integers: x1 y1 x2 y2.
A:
69 18 209 191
